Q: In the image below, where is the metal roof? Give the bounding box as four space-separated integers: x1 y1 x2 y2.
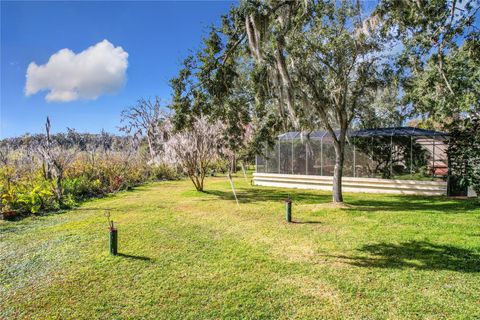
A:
278 130 338 140
351 126 448 138
278 127 448 140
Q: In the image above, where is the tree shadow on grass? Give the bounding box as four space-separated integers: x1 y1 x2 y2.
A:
203 188 479 214
332 241 480 273
290 220 322 224
1 205 118 222
345 197 479 214
203 188 330 204
71 207 115 212
117 253 152 261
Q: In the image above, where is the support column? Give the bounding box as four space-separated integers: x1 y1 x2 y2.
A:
447 136 452 196
320 135 324 176
410 127 417 175
432 135 436 178
278 137 281 174
390 134 394 177
370 136 373 178
305 140 308 175
291 137 294 174
353 137 356 177
410 136 413 175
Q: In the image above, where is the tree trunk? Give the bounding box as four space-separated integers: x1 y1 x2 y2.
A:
231 154 237 173
55 172 64 205
332 133 346 203
199 175 204 191
189 175 203 192
146 135 156 162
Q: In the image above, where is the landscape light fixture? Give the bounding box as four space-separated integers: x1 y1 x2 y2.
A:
285 196 292 222
105 211 117 255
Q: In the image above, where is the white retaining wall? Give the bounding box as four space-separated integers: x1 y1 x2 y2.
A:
253 173 447 196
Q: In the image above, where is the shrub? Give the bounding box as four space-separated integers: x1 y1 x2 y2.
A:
63 176 103 199
1 173 58 214
151 163 180 180
448 117 480 195
0 150 178 217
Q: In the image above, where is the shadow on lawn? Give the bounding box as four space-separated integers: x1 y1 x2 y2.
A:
117 253 152 261
203 188 330 204
204 188 478 214
333 241 480 273
1 205 118 222
345 197 479 214
291 220 322 224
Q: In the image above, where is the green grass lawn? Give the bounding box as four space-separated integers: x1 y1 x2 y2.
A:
1 176 480 319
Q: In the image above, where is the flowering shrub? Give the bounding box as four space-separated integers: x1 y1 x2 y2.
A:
164 117 224 191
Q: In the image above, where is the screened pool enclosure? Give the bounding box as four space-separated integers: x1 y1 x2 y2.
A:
256 127 449 181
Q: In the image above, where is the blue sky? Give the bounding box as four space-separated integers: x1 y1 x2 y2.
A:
1 1 235 138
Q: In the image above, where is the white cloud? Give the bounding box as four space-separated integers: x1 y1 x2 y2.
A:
25 40 128 102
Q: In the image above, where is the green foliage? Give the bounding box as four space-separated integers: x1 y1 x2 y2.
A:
404 38 480 121
63 176 103 199
355 137 428 179
170 22 258 160
209 158 230 176
377 0 480 122
150 163 180 181
448 117 480 194
0 171 58 214
0 152 178 217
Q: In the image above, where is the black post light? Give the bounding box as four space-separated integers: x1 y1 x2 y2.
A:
285 196 292 222
105 211 117 255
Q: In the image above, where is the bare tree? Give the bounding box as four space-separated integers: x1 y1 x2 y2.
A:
164 117 223 191
37 117 78 204
120 97 169 163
